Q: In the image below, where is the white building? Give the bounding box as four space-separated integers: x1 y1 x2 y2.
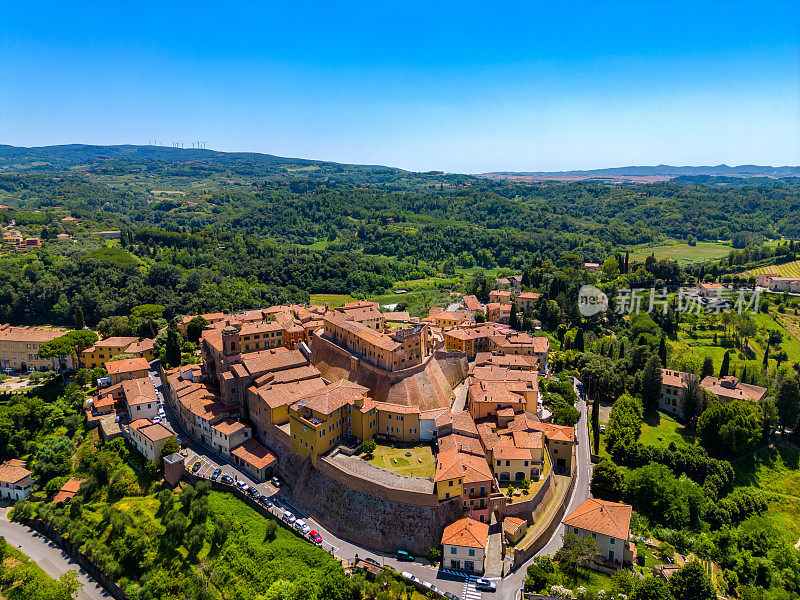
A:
441 517 489 573
0 459 34 501
127 419 176 462
124 377 159 420
211 418 252 456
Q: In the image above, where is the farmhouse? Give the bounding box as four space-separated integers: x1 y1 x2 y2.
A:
562 498 635 567
0 459 34 501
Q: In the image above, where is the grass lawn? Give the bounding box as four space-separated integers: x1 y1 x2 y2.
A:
361 443 435 478
733 445 800 543
627 242 732 264
753 311 800 362
310 293 356 307
640 410 697 449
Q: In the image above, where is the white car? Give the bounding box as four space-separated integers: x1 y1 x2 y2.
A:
282 510 296 524
293 519 310 534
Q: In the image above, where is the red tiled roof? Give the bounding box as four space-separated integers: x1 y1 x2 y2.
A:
562 498 632 539
442 517 489 549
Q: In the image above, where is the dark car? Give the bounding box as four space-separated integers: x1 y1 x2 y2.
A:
444 593 460 600
396 550 414 562
221 475 234 484
247 486 258 496
191 460 202 473
475 578 496 592
363 557 380 566
210 468 222 481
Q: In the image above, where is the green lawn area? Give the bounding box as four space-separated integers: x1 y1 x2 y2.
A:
627 241 732 264
310 293 356 307
361 443 435 477
640 410 697 449
733 445 800 543
753 311 800 363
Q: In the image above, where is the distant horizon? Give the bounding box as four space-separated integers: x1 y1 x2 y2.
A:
1 143 798 176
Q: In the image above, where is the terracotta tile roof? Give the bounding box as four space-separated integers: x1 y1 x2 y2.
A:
516 292 541 300
255 378 327 410
95 336 140 348
52 477 85 504
512 430 543 449
131 420 175 442
527 421 575 443
105 357 150 375
700 376 767 402
231 438 277 469
462 295 483 311
0 324 71 343
661 369 692 389
292 380 369 416
376 402 421 415
241 347 307 376
442 517 489 549
240 320 283 336
435 411 453 428
470 366 538 385
325 314 402 352
0 459 31 484
420 408 449 421
451 410 479 438
438 433 485 457
562 498 632 539
212 418 249 436
503 516 527 534
434 448 465 482
122 377 157 406
125 338 155 354
473 352 538 370
493 442 532 461
460 453 493 483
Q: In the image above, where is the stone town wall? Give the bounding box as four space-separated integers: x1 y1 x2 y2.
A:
503 467 556 524
291 455 463 556
311 332 456 410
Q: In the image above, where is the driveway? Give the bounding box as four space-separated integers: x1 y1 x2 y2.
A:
0 507 111 600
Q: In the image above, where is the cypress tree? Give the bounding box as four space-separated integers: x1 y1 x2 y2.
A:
618 340 625 359
592 398 600 455
574 329 585 353
165 325 182 368
658 335 667 366
719 350 730 377
72 306 84 330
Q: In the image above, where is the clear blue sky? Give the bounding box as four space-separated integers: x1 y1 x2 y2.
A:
1 0 799 172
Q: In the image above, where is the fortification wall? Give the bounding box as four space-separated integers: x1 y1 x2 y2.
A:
311 332 456 410
291 456 462 555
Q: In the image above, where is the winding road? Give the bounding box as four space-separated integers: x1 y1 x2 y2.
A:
0 507 110 600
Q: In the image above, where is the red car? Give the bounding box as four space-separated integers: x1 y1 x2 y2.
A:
309 530 323 545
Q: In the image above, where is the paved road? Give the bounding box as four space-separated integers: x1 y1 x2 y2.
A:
496 377 592 599
0 507 111 600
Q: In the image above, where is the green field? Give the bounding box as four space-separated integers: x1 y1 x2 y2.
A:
628 241 732 264
0 542 81 600
309 293 356 307
361 442 435 478
640 411 697 449
734 445 800 543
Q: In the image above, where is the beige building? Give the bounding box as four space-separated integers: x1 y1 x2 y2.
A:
126 419 176 462
0 324 75 372
230 438 277 481
105 357 150 385
211 418 252 456
514 292 541 315
441 517 489 573
123 377 159 420
562 498 635 567
659 368 692 417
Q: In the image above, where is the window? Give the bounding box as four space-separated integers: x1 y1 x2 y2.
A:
451 547 457 555
610 537 615 544
468 549 475 557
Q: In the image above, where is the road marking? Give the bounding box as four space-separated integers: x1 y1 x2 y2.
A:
462 580 482 600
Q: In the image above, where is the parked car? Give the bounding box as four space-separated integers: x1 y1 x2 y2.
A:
282 510 296 524
363 557 380 566
475 578 496 591
210 468 221 481
265 500 273 508
401 572 417 582
175 436 182 446
221 475 233 484
247 486 258 497
397 550 414 562
599 424 606 433
294 519 310 534
271 477 281 488
191 460 202 473
309 530 323 545
444 593 459 600
153 416 162 423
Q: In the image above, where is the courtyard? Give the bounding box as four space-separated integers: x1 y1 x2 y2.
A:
360 442 435 478
498 450 551 505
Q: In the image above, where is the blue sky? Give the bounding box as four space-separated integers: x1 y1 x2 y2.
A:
1 0 799 172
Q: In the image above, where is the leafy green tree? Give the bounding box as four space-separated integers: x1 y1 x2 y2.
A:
39 330 98 369
700 357 714 379
591 397 600 455
33 436 74 483
719 350 730 377
474 311 486 324
186 316 208 343
525 557 557 593
668 561 716 600
72 305 85 330
698 399 763 456
631 577 672 600
641 354 663 410
509 304 519 330
658 335 667 366
555 532 598 578
159 437 179 461
362 438 376 456
591 459 626 501
775 375 800 432
165 324 181 368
